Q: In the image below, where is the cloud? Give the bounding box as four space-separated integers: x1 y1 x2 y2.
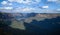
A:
23 8 32 11
1 0 13 6
8 0 41 4
4 7 13 9
35 0 41 2
1 1 8 5
47 0 60 3
0 7 13 10
0 6 60 13
56 0 60 3
12 7 39 13
56 9 60 11
47 0 58 2
0 6 40 13
42 6 49 9
0 7 13 13
8 3 13 5
22 7 35 11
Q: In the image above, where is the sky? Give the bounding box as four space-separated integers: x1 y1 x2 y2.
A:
0 0 60 13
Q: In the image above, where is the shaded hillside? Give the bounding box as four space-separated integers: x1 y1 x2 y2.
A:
24 16 60 35
0 13 60 35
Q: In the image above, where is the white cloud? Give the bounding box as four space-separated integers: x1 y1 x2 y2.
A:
12 7 37 13
8 0 14 2
47 0 60 4
0 6 60 13
1 1 8 5
22 7 35 11
4 7 13 9
0 9 60 13
47 0 60 3
8 0 41 4
57 9 60 11
42 6 49 9
9 3 12 5
56 0 60 3
23 8 31 11
47 0 58 2
1 1 13 6
0 7 40 13
35 0 41 3
0 7 13 10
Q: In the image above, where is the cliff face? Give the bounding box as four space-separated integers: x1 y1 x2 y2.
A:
0 16 60 35
0 13 60 35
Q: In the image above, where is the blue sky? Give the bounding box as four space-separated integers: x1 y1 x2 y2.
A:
0 0 60 13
